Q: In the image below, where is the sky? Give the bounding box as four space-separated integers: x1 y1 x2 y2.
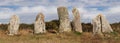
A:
0 0 120 24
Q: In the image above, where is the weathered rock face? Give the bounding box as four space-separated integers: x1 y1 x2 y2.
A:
72 8 82 33
100 14 113 33
57 7 71 32
34 13 46 34
8 15 20 35
92 15 102 35
92 14 113 35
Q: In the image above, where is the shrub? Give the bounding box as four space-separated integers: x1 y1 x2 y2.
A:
45 20 59 31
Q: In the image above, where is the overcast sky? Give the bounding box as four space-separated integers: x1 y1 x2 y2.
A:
0 0 120 24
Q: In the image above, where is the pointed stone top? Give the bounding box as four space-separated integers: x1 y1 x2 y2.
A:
72 7 77 10
12 14 17 17
95 14 104 18
57 6 67 10
98 14 104 17
72 7 79 13
11 14 19 19
35 13 44 21
57 6 66 8
38 13 44 17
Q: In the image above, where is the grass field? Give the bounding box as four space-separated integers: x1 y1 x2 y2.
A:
0 21 120 43
0 29 120 43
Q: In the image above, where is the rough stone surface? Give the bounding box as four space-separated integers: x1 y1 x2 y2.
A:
100 14 113 33
92 15 102 35
8 15 20 35
57 7 71 32
34 13 46 34
92 14 113 35
72 8 82 33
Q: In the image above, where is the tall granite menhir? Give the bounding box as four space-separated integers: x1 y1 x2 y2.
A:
34 13 46 34
92 14 113 35
92 14 102 35
8 15 20 35
57 7 71 32
72 8 82 33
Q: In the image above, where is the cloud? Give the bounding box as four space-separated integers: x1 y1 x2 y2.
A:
0 7 13 19
16 6 46 14
0 0 120 23
0 5 58 23
108 6 120 14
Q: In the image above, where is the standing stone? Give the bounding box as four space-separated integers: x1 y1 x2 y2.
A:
8 15 20 35
100 14 113 33
92 15 102 35
34 13 46 34
72 8 82 33
92 14 113 35
57 7 71 32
